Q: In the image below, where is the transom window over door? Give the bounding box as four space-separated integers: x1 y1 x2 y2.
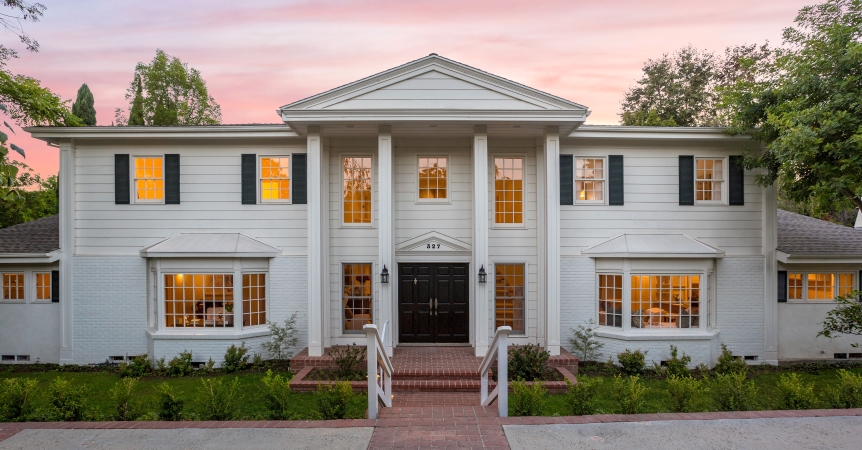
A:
495 264 525 333
343 157 372 224
576 157 605 202
494 157 523 225
343 263 373 333
696 158 724 202
260 156 290 202
418 157 447 200
134 156 164 202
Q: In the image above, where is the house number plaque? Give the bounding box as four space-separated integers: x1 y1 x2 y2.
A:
425 242 442 249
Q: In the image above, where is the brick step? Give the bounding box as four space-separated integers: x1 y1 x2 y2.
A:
392 369 479 380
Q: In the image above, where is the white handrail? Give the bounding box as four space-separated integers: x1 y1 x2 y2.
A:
479 326 512 417
364 324 393 419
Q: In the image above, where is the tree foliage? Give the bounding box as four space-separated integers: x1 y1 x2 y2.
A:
71 83 96 126
721 0 862 213
116 50 221 126
819 290 862 346
0 161 57 228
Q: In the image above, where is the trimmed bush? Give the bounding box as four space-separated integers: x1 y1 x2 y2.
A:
111 378 143 421
712 372 757 411
665 345 691 378
825 369 862 409
165 351 194 377
509 344 551 382
611 374 648 414
156 382 184 421
262 369 295 419
617 349 647 375
47 377 88 421
316 381 354 420
328 345 366 381
777 373 817 410
119 354 152 378
223 343 250 373
0 378 38 422
666 375 702 412
196 378 240 420
511 380 547 416
563 377 600 416
714 344 747 375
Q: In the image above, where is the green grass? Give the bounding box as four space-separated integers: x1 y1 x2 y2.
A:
0 369 367 421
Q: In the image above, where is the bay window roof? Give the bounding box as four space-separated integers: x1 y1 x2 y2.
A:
581 234 725 259
140 233 281 258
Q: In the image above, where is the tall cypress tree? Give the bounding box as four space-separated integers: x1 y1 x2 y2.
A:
71 83 96 126
127 74 145 126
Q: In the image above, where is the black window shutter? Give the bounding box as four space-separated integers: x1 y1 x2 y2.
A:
608 155 624 206
679 155 694 205
241 154 256 205
293 153 307 204
115 154 130 204
777 271 787 303
165 154 180 204
729 155 745 205
51 270 59 303
560 154 573 205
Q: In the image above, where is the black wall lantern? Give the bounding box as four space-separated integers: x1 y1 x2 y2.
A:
478 265 487 283
381 265 390 284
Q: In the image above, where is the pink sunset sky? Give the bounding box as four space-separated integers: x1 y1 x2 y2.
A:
5 0 812 178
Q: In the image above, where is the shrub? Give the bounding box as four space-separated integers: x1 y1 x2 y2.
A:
563 377 601 416
196 378 240 420
252 353 265 369
0 378 38 422
111 378 143 421
262 369 294 419
617 349 647 375
777 373 817 410
328 344 366 380
156 382 184 421
262 313 300 362
825 369 862 409
665 346 691 378
666 375 702 412
711 372 757 411
510 380 547 416
509 344 550 382
611 374 648 414
165 351 194 377
119 354 152 378
47 377 87 421
714 344 747 375
316 381 354 420
568 320 604 362
222 343 250 373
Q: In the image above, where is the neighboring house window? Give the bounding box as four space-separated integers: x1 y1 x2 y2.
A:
418 156 447 201
242 273 266 326
35 272 52 301
494 157 524 225
343 157 372 224
2 273 24 300
260 156 291 202
598 274 623 328
134 156 164 202
695 158 724 202
575 157 605 203
164 274 234 328
495 264 525 333
788 272 856 301
343 263 372 333
631 275 700 329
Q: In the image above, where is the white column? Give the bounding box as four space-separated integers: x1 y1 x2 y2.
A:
307 126 324 356
377 125 394 356
473 125 489 356
762 182 778 364
59 139 75 364
544 127 561 356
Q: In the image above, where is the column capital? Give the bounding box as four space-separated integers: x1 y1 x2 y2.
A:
544 126 559 136
378 124 391 134
307 125 321 135
474 125 487 135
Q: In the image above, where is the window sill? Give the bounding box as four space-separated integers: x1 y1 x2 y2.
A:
785 300 840 305
146 328 270 340
594 327 719 341
0 300 26 304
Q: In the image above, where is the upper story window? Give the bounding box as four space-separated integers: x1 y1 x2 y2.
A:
418 156 447 201
494 157 523 225
260 156 290 202
134 156 164 202
696 158 724 202
35 272 52 301
2 273 24 301
343 157 372 224
788 272 855 301
576 157 605 203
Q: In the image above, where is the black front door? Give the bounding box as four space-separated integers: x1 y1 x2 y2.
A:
398 263 469 343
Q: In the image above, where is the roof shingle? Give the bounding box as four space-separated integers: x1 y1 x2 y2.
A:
0 215 60 254
777 209 862 256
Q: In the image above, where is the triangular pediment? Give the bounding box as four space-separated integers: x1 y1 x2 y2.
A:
396 231 471 254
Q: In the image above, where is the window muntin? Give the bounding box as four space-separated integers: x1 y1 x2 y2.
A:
598 274 623 328
788 272 856 301
134 156 164 202
495 264 525 333
260 156 290 202
242 273 266 327
418 157 447 200
631 275 700 329
696 158 723 202
35 272 51 301
494 157 524 224
2 273 24 300
164 273 234 328
343 157 372 224
789 273 803 300
808 273 835 300
576 157 605 202
343 263 373 333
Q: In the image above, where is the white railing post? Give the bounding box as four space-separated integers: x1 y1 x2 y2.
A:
497 330 508 417
364 323 394 420
366 324 379 420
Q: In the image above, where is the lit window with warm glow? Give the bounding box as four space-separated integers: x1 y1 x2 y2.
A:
495 264 525 333
2 273 24 300
631 275 700 329
164 273 234 328
598 274 622 328
418 157 447 200
260 156 290 202
343 157 372 224
494 157 523 224
343 263 373 333
696 158 724 202
789 273 803 300
576 157 605 202
35 272 52 301
242 273 266 326
134 156 164 201
787 272 855 301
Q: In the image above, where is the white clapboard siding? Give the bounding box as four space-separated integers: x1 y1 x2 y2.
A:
74 142 309 256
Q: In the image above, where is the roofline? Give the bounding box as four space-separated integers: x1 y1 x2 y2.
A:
568 125 756 140
24 125 298 142
580 252 725 259
0 250 60 263
777 251 862 264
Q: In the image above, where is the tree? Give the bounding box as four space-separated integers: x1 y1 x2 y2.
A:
0 162 57 228
721 0 862 214
71 83 96 125
819 290 862 347
117 50 221 126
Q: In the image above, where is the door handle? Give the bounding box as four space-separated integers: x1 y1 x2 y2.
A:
429 298 433 313
435 298 438 316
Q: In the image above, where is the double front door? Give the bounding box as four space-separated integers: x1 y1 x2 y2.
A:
398 263 469 343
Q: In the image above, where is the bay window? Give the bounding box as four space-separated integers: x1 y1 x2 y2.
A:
597 272 708 332
163 272 266 329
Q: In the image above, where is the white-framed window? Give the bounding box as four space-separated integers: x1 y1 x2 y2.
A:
575 157 606 203
495 263 525 334
342 156 373 225
417 156 448 202
695 157 725 203
343 263 373 333
598 274 623 328
788 272 856 301
259 156 291 203
164 273 235 328
242 273 267 326
494 157 524 225
34 272 52 302
133 156 165 203
1 273 25 301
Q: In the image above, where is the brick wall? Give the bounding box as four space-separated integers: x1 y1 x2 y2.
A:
715 257 765 360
